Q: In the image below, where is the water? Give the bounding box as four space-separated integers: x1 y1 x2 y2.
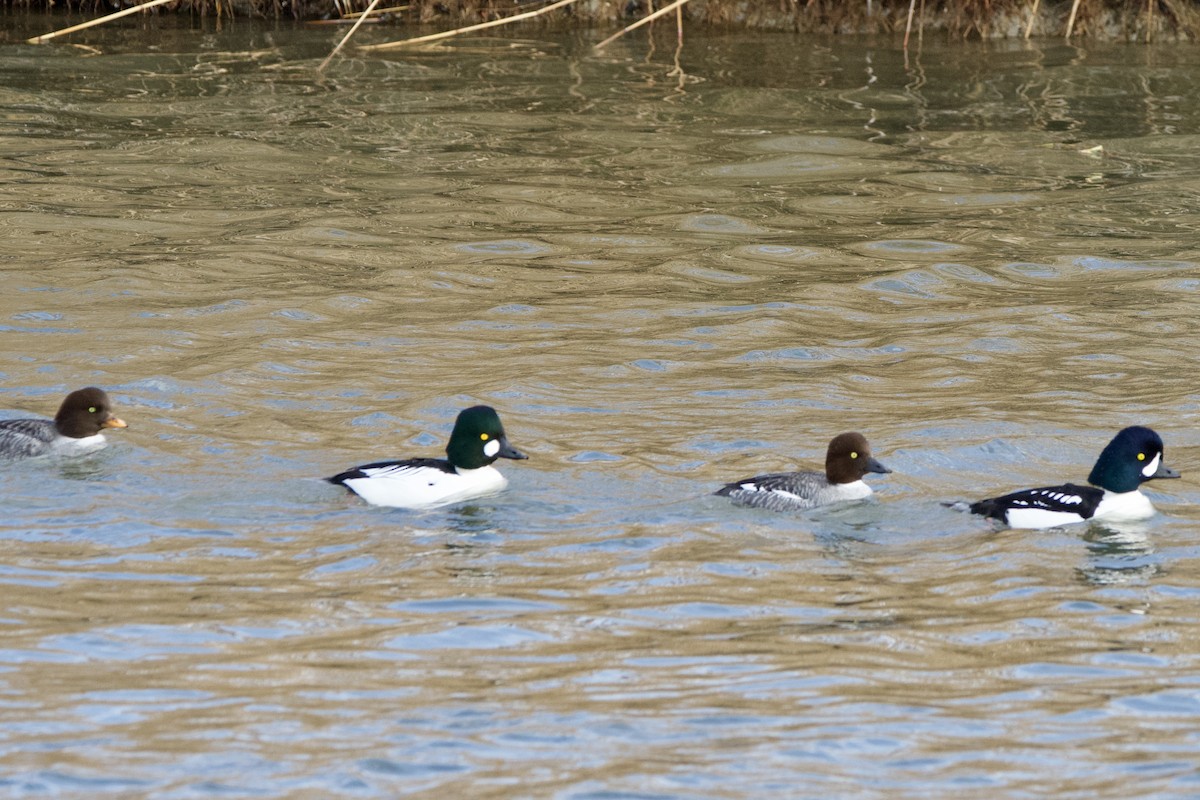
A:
2 17 1200 797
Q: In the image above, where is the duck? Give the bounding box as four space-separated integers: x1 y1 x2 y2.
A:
327 405 528 509
967 426 1180 529
0 386 127 460
715 431 891 512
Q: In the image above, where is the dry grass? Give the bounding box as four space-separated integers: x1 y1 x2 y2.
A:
12 0 1200 39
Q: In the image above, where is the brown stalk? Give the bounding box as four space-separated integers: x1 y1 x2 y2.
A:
344 3 408 16
319 0 385 70
1023 0 1039 37
27 0 178 43
594 0 690 51
360 0 580 52
1065 0 1082 36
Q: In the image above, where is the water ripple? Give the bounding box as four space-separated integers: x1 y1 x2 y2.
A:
0 23 1199 800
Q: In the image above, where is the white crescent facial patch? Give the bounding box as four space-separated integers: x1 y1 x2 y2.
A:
483 439 500 458
1142 453 1161 478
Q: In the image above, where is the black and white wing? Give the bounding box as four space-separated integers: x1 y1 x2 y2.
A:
969 482 1103 528
327 457 471 508
328 457 455 486
0 418 56 459
715 470 827 512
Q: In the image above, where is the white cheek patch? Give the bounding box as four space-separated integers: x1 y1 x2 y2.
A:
483 439 500 458
1142 453 1161 478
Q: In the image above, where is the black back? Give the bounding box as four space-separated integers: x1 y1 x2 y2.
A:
969 483 1104 522
327 457 456 486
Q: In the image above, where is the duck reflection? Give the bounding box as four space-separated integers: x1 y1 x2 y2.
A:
1075 521 1160 585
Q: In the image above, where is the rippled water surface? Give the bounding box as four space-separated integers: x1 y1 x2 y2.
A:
3 17 1200 797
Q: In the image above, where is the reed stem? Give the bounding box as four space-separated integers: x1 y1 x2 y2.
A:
594 0 690 51
319 0 384 70
28 0 179 44
360 0 579 51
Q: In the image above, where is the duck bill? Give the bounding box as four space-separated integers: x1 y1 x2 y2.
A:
498 437 527 460
101 416 128 429
1152 462 1180 479
866 457 891 474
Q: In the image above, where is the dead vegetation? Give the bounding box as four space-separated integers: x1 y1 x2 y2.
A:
15 0 1200 40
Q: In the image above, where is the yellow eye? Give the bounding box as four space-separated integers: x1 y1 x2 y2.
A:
88 406 96 413
1137 453 1146 461
850 452 858 459
480 433 489 441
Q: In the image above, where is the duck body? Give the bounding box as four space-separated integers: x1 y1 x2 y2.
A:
716 431 890 512
328 405 527 509
968 426 1179 529
328 458 510 509
717 470 874 512
0 387 126 460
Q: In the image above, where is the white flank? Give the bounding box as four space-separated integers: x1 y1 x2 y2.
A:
345 464 508 509
1005 506 1086 530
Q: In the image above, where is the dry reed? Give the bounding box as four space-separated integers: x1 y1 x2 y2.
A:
594 0 689 49
14 0 1200 41
318 0 384 68
344 3 409 16
27 0 179 43
359 0 580 50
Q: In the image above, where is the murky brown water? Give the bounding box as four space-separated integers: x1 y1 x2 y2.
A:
2 15 1200 797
